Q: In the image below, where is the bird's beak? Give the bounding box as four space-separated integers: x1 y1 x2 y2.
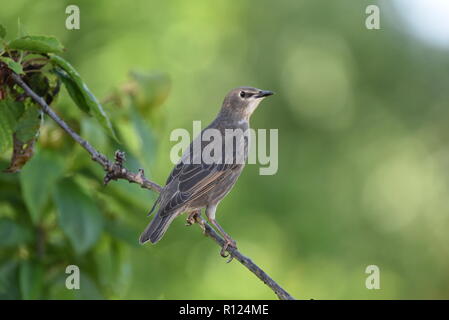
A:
255 90 274 98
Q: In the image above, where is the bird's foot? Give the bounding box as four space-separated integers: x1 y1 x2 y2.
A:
220 237 237 263
185 211 198 226
185 210 205 230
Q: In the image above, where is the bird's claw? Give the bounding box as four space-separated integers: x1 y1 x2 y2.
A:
185 216 195 226
185 211 199 226
220 238 237 262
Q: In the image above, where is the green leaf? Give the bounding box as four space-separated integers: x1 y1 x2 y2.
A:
50 55 117 140
0 218 31 247
14 105 41 142
0 99 25 153
20 150 64 224
2 106 42 173
8 35 64 54
19 260 43 300
0 24 6 39
0 56 24 74
53 179 104 254
53 68 90 113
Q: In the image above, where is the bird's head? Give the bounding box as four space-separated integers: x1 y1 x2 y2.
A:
220 87 274 120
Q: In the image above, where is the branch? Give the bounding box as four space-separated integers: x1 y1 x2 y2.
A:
12 73 295 300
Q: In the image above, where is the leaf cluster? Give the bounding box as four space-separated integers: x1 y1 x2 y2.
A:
0 22 170 299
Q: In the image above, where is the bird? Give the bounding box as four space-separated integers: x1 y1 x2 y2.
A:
139 86 274 257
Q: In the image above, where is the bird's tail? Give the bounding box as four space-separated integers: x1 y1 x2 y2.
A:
147 196 161 216
139 213 176 244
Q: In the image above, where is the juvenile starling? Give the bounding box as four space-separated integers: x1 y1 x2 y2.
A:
139 87 274 256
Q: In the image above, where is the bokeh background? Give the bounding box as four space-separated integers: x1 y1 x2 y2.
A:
1 0 449 299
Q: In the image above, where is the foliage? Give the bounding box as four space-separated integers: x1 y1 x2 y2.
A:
0 22 168 299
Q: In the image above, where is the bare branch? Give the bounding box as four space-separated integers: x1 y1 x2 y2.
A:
11 72 295 300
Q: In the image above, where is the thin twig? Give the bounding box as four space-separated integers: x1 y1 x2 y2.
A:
193 215 294 300
12 72 295 300
12 73 161 192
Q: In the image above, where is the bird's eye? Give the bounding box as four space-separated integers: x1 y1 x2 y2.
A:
240 91 246 98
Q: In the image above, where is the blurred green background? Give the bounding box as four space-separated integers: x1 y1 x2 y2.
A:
1 0 449 299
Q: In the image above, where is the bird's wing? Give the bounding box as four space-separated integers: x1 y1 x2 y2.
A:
158 162 240 217
158 124 247 217
165 122 247 185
